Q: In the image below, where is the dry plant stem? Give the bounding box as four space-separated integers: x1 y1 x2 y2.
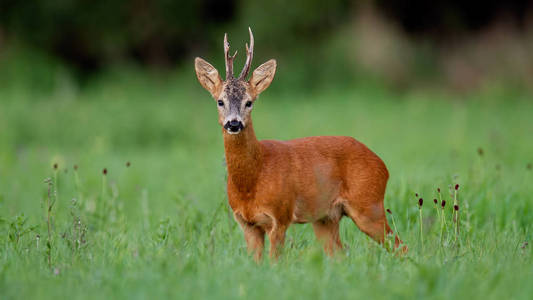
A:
390 214 401 242
453 189 458 243
419 208 423 250
53 169 58 204
437 190 444 243
434 202 442 243
45 178 54 269
434 202 440 225
101 174 107 202
100 172 107 227
440 208 445 243
442 207 448 229
383 225 393 251
455 213 459 243
453 189 457 222
437 190 443 220
455 207 459 244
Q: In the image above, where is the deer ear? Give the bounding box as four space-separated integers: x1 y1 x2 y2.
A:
195 57 223 98
249 59 276 97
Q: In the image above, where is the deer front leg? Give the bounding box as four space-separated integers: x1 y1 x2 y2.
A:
267 223 287 260
235 213 265 262
243 225 265 262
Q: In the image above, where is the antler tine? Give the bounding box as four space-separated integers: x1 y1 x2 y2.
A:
224 33 237 79
238 27 254 80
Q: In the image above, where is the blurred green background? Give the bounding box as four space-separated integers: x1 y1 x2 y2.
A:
1 0 533 92
0 1 532 299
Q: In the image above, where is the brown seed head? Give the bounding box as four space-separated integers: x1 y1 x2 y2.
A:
441 200 446 208
455 184 459 190
437 188 441 193
415 193 419 198
53 163 58 170
454 204 459 211
126 161 131 167
527 163 532 171
103 168 108 175
73 164 78 171
433 198 438 204
418 198 423 207
386 208 392 215
477 147 484 156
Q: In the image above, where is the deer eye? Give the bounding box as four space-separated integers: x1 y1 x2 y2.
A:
217 100 224 107
245 101 252 108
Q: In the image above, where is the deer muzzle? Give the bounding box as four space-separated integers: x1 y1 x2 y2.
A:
224 119 244 134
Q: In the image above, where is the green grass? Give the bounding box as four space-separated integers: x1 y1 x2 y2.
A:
0 71 532 299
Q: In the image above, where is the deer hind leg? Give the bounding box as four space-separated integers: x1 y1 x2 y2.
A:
267 222 288 260
342 188 403 250
312 218 343 256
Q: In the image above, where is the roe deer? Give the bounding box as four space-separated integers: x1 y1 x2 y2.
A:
194 28 403 261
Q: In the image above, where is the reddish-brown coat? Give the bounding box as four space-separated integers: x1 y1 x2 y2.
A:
224 120 402 261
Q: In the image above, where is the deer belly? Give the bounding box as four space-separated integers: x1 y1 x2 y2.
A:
290 159 343 223
291 191 342 224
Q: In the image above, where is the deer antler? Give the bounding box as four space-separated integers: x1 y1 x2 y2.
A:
224 33 238 79
238 27 254 80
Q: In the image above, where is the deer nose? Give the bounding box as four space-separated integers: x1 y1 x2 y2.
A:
225 120 243 132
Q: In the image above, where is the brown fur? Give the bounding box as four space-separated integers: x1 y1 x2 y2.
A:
224 122 402 260
194 30 403 261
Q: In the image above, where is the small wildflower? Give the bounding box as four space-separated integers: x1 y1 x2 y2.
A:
418 198 423 207
126 161 131 167
74 164 78 171
437 188 441 193
454 204 459 211
455 184 459 190
433 198 438 204
53 163 58 170
521 242 529 249
53 268 60 276
386 208 392 214
103 168 108 175
477 147 484 156
441 200 446 208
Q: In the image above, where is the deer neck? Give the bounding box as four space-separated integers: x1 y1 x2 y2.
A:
223 120 262 191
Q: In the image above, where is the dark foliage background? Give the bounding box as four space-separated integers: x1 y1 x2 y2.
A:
1 0 532 92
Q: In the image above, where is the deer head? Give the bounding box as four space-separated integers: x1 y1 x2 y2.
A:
195 28 277 134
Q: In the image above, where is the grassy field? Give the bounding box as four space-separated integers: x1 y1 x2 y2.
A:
0 71 532 299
